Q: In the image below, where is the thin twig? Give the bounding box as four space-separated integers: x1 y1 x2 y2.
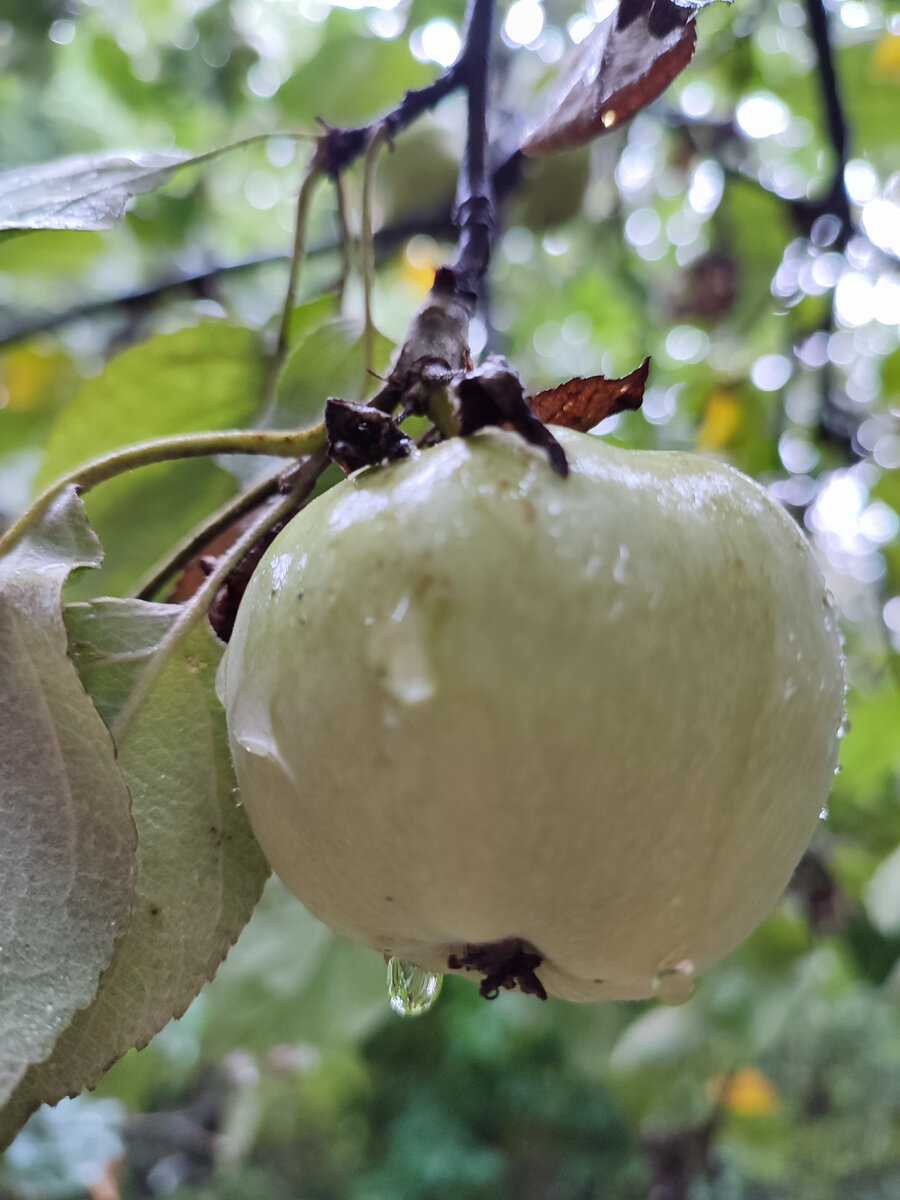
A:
274 156 324 360
129 463 287 601
321 62 467 175
258 152 325 424
111 448 328 743
0 425 325 556
332 169 353 307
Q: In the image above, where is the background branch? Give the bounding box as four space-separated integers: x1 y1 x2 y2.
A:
802 0 852 244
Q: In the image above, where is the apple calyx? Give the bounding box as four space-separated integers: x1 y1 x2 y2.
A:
448 938 549 1000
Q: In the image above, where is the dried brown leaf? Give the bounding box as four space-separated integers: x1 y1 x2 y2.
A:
522 0 698 156
530 358 650 432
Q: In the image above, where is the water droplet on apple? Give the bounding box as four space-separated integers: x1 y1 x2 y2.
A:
613 545 630 584
387 957 443 1017
368 598 436 706
652 959 696 1005
584 553 603 580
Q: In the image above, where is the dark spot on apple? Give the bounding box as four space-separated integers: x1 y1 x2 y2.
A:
448 937 547 1001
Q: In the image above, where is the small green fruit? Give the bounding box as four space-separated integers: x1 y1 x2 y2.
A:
219 428 844 1001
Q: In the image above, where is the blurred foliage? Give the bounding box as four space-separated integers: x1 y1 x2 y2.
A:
0 0 898 1195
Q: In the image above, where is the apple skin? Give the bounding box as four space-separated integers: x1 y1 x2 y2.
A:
219 428 844 1002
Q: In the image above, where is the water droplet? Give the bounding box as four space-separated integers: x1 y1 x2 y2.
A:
837 712 851 739
833 763 842 776
819 804 829 820
368 598 436 706
269 552 292 594
584 553 603 580
387 957 443 1017
613 545 630 584
783 678 797 700
652 959 696 1006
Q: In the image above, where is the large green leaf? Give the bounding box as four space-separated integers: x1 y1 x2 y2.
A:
275 318 394 428
0 599 268 1145
0 491 136 1117
37 323 264 484
0 151 188 236
277 25 433 125
202 880 388 1057
36 322 264 597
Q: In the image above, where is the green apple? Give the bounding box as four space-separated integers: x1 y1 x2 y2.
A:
219 428 844 1002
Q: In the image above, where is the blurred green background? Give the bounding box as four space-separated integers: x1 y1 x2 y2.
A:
0 0 898 1195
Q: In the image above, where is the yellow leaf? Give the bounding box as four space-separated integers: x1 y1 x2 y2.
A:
696 391 742 451
712 1067 782 1118
872 33 900 80
2 347 67 412
402 236 440 296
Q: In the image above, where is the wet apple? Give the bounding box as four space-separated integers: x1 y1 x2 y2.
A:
219 428 844 1002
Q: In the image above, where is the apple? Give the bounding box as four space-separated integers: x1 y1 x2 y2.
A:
219 428 844 1003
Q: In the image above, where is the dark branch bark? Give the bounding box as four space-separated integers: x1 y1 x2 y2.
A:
321 69 466 174
451 0 498 299
802 0 852 245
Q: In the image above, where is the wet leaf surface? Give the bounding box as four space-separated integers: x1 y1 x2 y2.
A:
522 0 700 155
0 600 268 1145
530 358 650 432
0 491 136 1120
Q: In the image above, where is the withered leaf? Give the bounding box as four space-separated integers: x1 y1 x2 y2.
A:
530 358 650 432
522 0 699 156
456 357 569 476
325 397 414 475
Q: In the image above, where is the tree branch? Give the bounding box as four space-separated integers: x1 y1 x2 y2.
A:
452 0 498 299
320 64 467 175
802 0 852 244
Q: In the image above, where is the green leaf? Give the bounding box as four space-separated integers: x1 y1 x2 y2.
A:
0 599 268 1145
36 322 264 597
0 151 189 235
833 686 900 808
202 880 389 1056
277 25 433 125
0 490 136 1120
275 318 394 428
37 323 265 485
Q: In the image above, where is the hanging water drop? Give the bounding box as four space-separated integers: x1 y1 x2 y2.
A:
819 804 829 820
387 957 443 1017
837 711 851 739
652 959 696 1006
